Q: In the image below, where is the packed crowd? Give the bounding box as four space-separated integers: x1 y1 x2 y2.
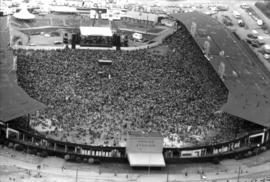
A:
16 26 261 147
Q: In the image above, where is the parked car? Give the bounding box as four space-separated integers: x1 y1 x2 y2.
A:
54 41 62 45
246 39 264 45
251 42 260 48
240 4 250 9
238 20 245 27
264 54 270 60
247 33 257 39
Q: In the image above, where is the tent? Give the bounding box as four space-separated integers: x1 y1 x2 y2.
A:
13 5 35 20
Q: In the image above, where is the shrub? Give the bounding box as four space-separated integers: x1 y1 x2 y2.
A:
40 151 48 158
75 156 81 162
64 154 70 161
83 158 88 163
69 155 75 161
238 153 243 159
212 157 220 164
14 144 24 151
260 146 267 152
26 148 32 154
94 158 101 164
253 148 260 155
32 149 38 155
8 142 14 148
4 140 9 146
244 151 253 157
88 158 94 164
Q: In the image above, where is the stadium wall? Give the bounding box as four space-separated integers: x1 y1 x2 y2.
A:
0 124 269 164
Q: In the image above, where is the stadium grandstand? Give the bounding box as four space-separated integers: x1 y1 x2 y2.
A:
1 8 270 167
171 11 270 127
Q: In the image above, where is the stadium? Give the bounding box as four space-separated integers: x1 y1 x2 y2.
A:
1 1 270 170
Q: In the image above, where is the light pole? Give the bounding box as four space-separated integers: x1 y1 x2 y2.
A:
255 144 260 165
166 168 169 182
148 155 150 176
75 168 78 182
237 165 241 182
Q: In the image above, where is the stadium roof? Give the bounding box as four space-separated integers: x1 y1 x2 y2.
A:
0 17 45 122
0 82 46 122
80 26 113 37
171 12 270 127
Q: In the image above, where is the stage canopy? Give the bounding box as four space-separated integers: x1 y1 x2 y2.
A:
13 6 35 20
126 131 165 167
80 26 113 37
127 153 165 167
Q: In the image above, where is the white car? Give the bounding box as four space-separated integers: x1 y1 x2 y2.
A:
264 54 270 60
54 41 62 45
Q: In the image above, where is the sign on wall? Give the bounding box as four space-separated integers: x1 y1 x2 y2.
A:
126 131 163 153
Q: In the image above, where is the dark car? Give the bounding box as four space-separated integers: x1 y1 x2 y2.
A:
246 39 252 44
251 42 260 48
247 33 257 39
246 39 263 47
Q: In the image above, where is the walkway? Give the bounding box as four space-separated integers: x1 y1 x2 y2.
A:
0 146 270 182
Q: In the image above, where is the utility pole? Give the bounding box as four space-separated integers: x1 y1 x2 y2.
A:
148 155 150 175
237 165 241 182
75 168 78 182
166 169 169 182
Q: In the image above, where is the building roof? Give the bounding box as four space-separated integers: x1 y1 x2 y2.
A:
171 11 270 127
80 26 113 37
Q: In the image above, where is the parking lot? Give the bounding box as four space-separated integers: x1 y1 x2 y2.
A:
194 1 270 72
